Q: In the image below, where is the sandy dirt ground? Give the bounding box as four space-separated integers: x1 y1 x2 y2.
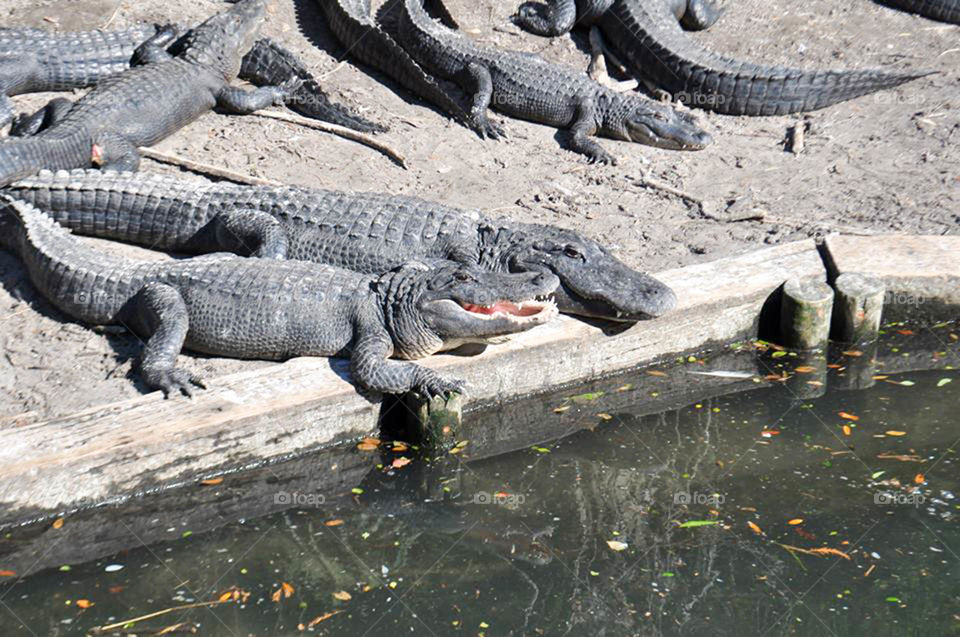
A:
0 0 956 419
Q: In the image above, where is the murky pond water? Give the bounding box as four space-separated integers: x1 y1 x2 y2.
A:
2 329 959 636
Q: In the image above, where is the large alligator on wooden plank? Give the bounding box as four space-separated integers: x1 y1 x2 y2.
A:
0 195 559 397
875 0 960 24
394 0 711 162
514 0 930 116
0 0 301 187
6 169 677 321
0 18 381 133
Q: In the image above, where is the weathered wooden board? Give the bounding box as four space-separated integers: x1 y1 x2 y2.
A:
0 240 824 526
823 235 960 320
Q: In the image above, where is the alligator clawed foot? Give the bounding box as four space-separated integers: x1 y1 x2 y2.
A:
151 368 207 398
417 376 466 400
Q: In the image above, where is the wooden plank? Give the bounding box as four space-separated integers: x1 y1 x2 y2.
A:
0 240 824 525
823 235 960 319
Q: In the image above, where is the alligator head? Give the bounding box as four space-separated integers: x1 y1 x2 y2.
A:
378 262 560 359
480 223 677 322
180 0 267 79
607 96 713 151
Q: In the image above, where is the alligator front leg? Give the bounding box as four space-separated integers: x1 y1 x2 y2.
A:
216 77 302 114
123 282 206 398
91 133 140 171
514 0 580 36
130 24 181 65
8 97 74 137
454 62 505 139
567 97 615 164
209 209 289 259
350 325 465 397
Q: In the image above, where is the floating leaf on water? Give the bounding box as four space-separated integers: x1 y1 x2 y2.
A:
532 447 550 454
914 473 925 484
51 518 64 530
570 391 604 402
661 572 675 577
391 457 412 469
351 488 364 495
885 597 901 603
838 412 859 421
218 591 234 603
332 590 352 601
324 519 344 527
678 520 718 529
597 413 613 421
788 519 804 525
0 570 16 577
686 370 754 379
937 378 952 388
885 431 907 437
772 351 787 358
552 405 570 414
104 564 123 573
760 430 780 438
646 371 667 377
896 330 914 335
899 380 915 386
842 425 852 436
306 611 343 628
794 366 815 374
356 438 379 451
200 478 223 486
58 565 71 572
75 599 93 609
615 384 633 392
871 471 886 480
842 350 862 357
606 540 629 551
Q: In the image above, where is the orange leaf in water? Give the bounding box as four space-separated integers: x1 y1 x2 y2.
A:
307 611 343 627
843 350 863 357
842 425 852 436
324 519 344 527
0 570 15 577
788 519 804 525
794 366 815 373
75 599 93 609
332 590 352 601
807 547 851 560
200 478 223 486
914 473 925 484
838 412 859 421
108 586 124 594
218 591 234 603
896 330 914 336
885 431 907 437
282 582 295 599
646 370 667 377
760 430 779 438
747 521 764 535
356 439 379 451
51 518 64 529
391 457 412 469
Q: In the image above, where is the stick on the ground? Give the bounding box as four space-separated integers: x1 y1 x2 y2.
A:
252 109 408 169
635 170 701 205
588 27 638 93
139 148 281 186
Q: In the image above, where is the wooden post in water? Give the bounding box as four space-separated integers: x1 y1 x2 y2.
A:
779 278 834 350
831 273 885 344
405 392 463 457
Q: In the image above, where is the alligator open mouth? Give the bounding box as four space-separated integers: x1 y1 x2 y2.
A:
458 297 556 321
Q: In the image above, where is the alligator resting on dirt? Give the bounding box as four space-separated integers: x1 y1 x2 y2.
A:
875 0 960 24
0 195 559 397
0 0 300 187
514 0 930 116
394 0 711 162
7 169 677 321
0 24 381 133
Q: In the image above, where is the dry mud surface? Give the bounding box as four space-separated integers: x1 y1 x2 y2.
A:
0 0 957 419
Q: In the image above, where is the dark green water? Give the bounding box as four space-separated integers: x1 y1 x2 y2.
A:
1 335 958 636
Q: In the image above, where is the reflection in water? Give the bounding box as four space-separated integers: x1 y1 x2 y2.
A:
1 340 958 636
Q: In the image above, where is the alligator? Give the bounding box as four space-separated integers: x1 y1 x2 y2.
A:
317 0 497 137
393 0 711 163
0 195 559 397
875 0 960 24
514 0 930 116
6 169 677 321
0 0 301 187
0 21 381 133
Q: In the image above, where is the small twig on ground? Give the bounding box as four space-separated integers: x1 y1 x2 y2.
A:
788 120 805 154
100 1 122 30
319 60 348 80
634 169 701 205
139 148 281 186
253 109 407 168
89 600 229 634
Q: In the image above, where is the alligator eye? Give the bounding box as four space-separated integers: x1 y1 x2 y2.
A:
563 246 582 259
454 271 472 282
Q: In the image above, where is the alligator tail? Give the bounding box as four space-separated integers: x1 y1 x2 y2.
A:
241 38 387 133
320 0 476 132
611 3 932 116
0 136 88 188
875 0 960 24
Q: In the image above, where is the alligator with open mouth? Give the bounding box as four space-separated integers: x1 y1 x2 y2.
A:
514 0 930 116
0 195 559 397
6 169 677 321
